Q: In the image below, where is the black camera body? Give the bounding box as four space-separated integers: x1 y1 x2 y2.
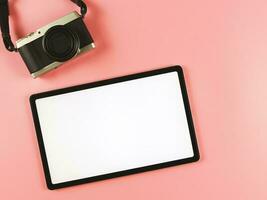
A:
16 11 95 78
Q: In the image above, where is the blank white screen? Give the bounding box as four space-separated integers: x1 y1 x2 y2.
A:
35 72 194 184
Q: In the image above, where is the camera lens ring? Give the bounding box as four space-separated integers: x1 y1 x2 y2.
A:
42 25 80 62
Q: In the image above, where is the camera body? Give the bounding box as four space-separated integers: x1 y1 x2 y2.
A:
16 11 95 78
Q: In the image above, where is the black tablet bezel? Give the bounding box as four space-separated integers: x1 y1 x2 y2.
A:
30 65 200 190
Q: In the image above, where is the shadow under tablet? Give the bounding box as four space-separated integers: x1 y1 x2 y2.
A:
30 65 200 190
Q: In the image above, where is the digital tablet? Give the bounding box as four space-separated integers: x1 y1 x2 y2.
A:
30 66 200 190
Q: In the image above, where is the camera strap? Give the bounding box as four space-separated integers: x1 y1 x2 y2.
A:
71 0 87 17
0 0 87 52
0 0 16 52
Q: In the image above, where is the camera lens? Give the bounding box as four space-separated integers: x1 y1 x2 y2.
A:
43 25 80 62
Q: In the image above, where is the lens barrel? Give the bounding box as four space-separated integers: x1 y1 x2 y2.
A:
43 25 80 62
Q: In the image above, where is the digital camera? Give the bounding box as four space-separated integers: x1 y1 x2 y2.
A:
0 0 95 78
16 11 95 78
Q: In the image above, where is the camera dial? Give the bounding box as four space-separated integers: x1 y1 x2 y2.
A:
42 25 80 62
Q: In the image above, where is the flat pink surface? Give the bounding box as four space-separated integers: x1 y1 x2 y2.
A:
0 0 266 199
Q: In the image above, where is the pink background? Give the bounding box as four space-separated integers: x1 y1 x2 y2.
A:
0 0 266 199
